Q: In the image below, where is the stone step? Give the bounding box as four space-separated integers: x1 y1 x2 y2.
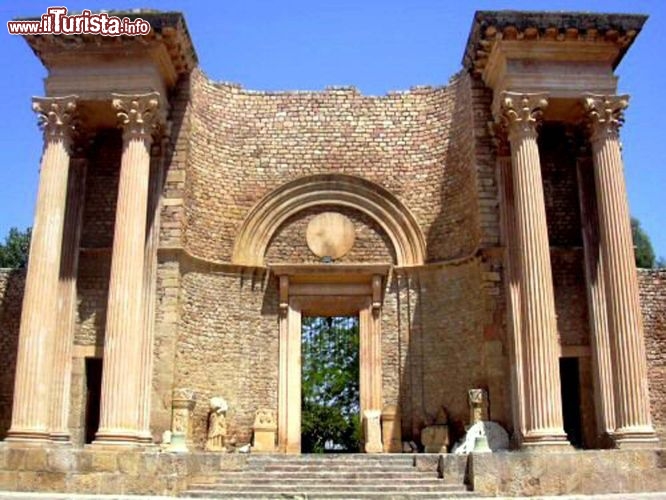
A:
182 490 473 499
252 462 417 469
247 453 418 461
194 474 441 483
188 482 462 492
198 474 443 482
259 465 417 473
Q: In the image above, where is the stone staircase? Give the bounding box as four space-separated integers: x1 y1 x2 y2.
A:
181 454 472 499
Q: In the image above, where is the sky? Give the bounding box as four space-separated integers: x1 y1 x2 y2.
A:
0 0 664 259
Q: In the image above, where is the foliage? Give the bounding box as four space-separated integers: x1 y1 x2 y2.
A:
0 227 31 269
631 217 656 269
301 316 361 453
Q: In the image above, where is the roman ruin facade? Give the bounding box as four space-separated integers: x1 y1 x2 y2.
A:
0 10 665 471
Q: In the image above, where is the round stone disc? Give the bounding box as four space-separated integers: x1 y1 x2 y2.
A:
306 212 356 260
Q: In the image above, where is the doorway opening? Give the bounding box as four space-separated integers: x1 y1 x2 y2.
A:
559 357 583 448
301 316 360 453
84 357 103 444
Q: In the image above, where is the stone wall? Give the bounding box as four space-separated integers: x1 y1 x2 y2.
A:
0 269 25 439
79 130 121 250
184 69 479 265
174 269 278 448
640 269 666 441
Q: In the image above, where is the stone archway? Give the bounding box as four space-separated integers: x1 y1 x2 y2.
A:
232 174 426 267
272 264 388 454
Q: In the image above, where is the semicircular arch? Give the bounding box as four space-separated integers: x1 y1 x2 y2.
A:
232 174 426 267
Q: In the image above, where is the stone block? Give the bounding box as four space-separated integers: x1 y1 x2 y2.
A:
91 450 119 472
46 448 77 472
381 405 402 453
66 473 100 494
363 409 383 453
0 470 18 490
117 451 141 475
23 448 47 471
252 409 277 452
96 472 122 495
17 471 66 492
421 424 449 453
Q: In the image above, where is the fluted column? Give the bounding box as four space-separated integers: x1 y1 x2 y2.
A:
49 155 88 442
496 143 526 443
95 93 161 445
584 94 657 447
500 92 569 447
136 134 168 443
7 96 77 443
575 150 616 444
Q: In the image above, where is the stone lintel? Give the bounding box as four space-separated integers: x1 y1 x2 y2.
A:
23 11 196 98
464 11 647 120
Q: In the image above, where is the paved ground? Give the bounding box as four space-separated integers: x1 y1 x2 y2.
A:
2 492 666 499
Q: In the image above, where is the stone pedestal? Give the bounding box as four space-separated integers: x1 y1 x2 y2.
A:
585 94 657 447
253 409 277 452
468 389 489 427
7 96 77 443
168 389 196 453
381 405 402 453
364 409 383 453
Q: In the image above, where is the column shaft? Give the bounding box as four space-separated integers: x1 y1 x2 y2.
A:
497 153 526 441
501 92 568 447
50 157 87 442
95 93 160 444
137 144 166 443
585 94 656 447
7 96 77 442
576 154 616 443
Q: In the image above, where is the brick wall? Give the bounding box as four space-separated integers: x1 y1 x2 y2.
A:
639 269 666 440
540 123 583 248
184 69 480 264
80 130 121 249
0 269 25 439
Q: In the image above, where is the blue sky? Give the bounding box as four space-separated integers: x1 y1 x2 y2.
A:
0 0 664 259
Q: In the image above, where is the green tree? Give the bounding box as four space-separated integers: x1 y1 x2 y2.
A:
301 316 361 453
0 227 31 269
631 217 656 269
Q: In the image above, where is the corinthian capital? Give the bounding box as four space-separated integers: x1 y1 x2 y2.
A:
584 94 629 143
112 92 162 144
32 96 78 148
499 92 549 141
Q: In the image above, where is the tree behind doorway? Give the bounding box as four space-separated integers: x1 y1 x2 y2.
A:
301 316 361 453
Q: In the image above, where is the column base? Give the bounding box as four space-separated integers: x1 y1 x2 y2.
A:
136 432 154 445
521 430 571 451
5 427 51 445
49 431 72 444
93 428 141 447
613 426 659 449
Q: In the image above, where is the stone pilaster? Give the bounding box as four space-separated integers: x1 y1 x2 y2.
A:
7 96 77 443
49 154 88 443
95 93 161 445
584 94 657 447
499 92 569 447
575 148 616 445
